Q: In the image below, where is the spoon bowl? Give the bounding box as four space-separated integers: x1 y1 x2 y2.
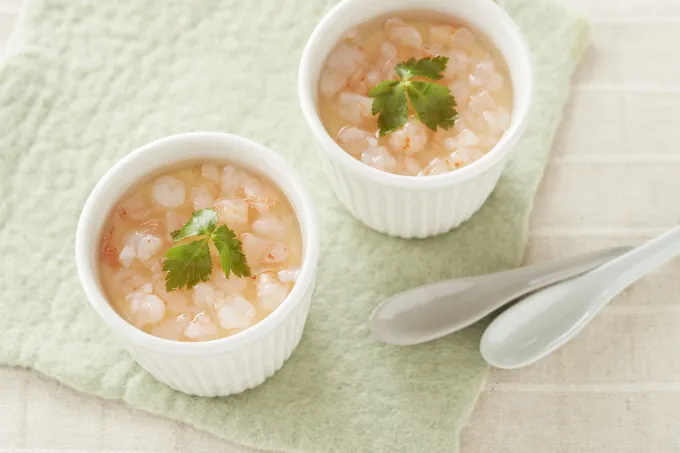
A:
371 247 631 345
480 280 578 368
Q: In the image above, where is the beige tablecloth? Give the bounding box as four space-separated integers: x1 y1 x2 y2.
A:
2 0 680 451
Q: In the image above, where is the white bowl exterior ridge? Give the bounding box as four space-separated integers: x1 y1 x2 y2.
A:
127 282 313 396
324 156 508 237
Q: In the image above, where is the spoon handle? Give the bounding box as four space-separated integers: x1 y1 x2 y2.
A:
589 226 680 302
460 246 634 319
516 246 632 290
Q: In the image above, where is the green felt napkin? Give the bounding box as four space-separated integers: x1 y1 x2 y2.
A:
0 0 588 451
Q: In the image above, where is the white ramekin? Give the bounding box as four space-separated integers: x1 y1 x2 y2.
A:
299 0 534 238
75 132 320 397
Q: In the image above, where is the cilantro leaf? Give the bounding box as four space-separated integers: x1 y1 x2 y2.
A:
162 208 251 291
170 209 218 241
369 80 408 136
395 56 448 81
211 225 251 278
405 81 457 131
368 56 457 136
369 80 400 100
163 238 212 291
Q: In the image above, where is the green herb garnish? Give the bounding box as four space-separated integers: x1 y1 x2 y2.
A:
368 56 457 136
162 208 250 291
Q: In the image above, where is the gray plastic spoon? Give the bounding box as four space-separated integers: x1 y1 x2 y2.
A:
481 226 680 369
370 246 631 345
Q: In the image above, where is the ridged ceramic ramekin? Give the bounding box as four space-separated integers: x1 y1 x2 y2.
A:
299 0 534 238
75 132 320 397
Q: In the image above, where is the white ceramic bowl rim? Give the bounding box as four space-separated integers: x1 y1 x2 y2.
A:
298 0 534 189
75 132 320 356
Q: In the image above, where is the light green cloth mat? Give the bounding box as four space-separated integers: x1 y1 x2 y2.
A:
0 0 587 451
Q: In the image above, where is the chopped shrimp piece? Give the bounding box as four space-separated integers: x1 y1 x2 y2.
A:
383 59 398 81
153 278 191 314
483 106 511 135
475 58 496 76
385 17 422 48
380 41 397 61
126 284 166 328
201 163 220 183
337 126 373 156
215 197 249 225
118 245 136 268
443 128 481 150
443 50 470 79
319 70 348 98
118 195 152 221
242 233 271 264
277 268 300 283
150 316 188 341
336 92 374 126
175 313 192 331
449 79 472 102
471 58 505 91
113 268 146 295
366 69 383 86
388 120 429 155
191 185 215 210
213 271 247 294
326 44 366 77
319 43 366 98
184 312 219 341
165 211 184 237
369 41 398 85
253 214 286 239
445 148 485 169
468 71 484 88
192 282 223 309
242 178 278 213
468 90 498 115
420 157 449 176
152 176 186 208
221 164 249 196
349 66 384 95
118 231 163 267
453 118 472 134
429 25 455 46
215 295 256 330
401 157 423 176
361 146 397 173
242 178 266 199
249 198 273 214
256 273 289 311
450 27 476 49
264 242 290 264
135 233 164 262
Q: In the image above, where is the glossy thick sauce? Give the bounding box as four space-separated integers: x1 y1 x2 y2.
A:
317 15 513 176
98 162 302 342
